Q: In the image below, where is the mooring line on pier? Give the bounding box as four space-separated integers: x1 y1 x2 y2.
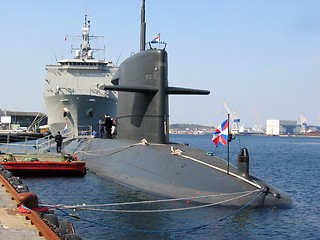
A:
50 190 265 235
43 189 262 213
56 207 208 234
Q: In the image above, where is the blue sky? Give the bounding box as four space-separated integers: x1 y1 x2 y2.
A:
1 1 319 127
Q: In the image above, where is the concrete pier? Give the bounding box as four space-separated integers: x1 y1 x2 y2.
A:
0 178 45 239
0 150 82 239
0 169 65 240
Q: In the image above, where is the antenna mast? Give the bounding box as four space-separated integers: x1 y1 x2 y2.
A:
140 0 146 51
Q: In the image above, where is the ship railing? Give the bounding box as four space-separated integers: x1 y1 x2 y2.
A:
56 87 108 97
0 126 93 154
34 127 78 152
0 139 38 154
35 135 53 152
76 125 93 138
34 125 93 152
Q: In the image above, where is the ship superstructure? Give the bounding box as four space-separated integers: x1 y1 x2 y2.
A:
44 15 117 136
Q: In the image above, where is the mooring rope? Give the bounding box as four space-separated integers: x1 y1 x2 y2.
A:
58 189 260 209
258 187 270 209
53 189 265 234
73 138 151 157
218 190 265 221
170 146 262 189
42 189 261 213
56 207 208 234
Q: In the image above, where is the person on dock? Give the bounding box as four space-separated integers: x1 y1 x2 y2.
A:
98 117 105 138
55 131 63 153
111 118 117 139
104 114 114 139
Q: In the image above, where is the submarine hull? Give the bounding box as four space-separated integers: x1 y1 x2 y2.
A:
64 39 292 209
66 138 292 208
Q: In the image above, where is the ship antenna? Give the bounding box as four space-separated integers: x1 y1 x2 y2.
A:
140 0 146 51
116 50 123 65
81 14 91 58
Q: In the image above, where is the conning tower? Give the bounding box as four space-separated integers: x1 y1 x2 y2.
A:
101 0 209 143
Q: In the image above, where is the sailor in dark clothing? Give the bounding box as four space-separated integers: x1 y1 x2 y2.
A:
55 131 63 153
104 115 114 139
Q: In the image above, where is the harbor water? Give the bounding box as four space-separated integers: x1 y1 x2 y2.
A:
21 135 320 239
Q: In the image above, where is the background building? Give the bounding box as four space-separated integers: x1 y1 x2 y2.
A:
0 110 47 132
266 120 298 135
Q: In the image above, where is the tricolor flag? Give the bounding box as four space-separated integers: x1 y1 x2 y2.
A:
212 119 229 147
151 33 160 43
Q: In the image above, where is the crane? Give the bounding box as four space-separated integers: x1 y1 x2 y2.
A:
299 113 307 134
252 107 263 133
223 102 240 135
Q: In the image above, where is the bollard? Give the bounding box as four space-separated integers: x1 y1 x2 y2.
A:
237 148 250 179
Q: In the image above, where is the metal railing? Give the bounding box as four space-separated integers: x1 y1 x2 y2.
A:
35 125 93 152
0 125 93 154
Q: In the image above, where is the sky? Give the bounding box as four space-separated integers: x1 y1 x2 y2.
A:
1 0 319 128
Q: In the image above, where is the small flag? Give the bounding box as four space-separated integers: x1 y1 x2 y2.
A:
151 33 160 43
212 119 228 147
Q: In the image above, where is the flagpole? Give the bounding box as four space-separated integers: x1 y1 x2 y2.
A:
227 113 230 174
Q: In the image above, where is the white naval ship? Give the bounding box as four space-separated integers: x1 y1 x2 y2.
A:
44 15 118 136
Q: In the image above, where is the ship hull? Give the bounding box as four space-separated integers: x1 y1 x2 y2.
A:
67 138 292 208
45 94 117 135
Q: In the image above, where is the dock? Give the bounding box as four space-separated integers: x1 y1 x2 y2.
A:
0 173 55 239
0 163 82 239
0 153 86 176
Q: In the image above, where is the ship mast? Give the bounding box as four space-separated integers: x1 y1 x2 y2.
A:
140 0 146 51
81 14 91 58
70 14 105 60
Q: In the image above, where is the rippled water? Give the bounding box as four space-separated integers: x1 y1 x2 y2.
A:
22 135 320 239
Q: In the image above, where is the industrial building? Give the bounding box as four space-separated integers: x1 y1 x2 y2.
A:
0 110 47 132
266 120 300 135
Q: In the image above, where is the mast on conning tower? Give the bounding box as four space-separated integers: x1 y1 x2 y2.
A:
140 0 146 51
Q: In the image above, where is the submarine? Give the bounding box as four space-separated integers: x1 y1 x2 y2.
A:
65 0 292 209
